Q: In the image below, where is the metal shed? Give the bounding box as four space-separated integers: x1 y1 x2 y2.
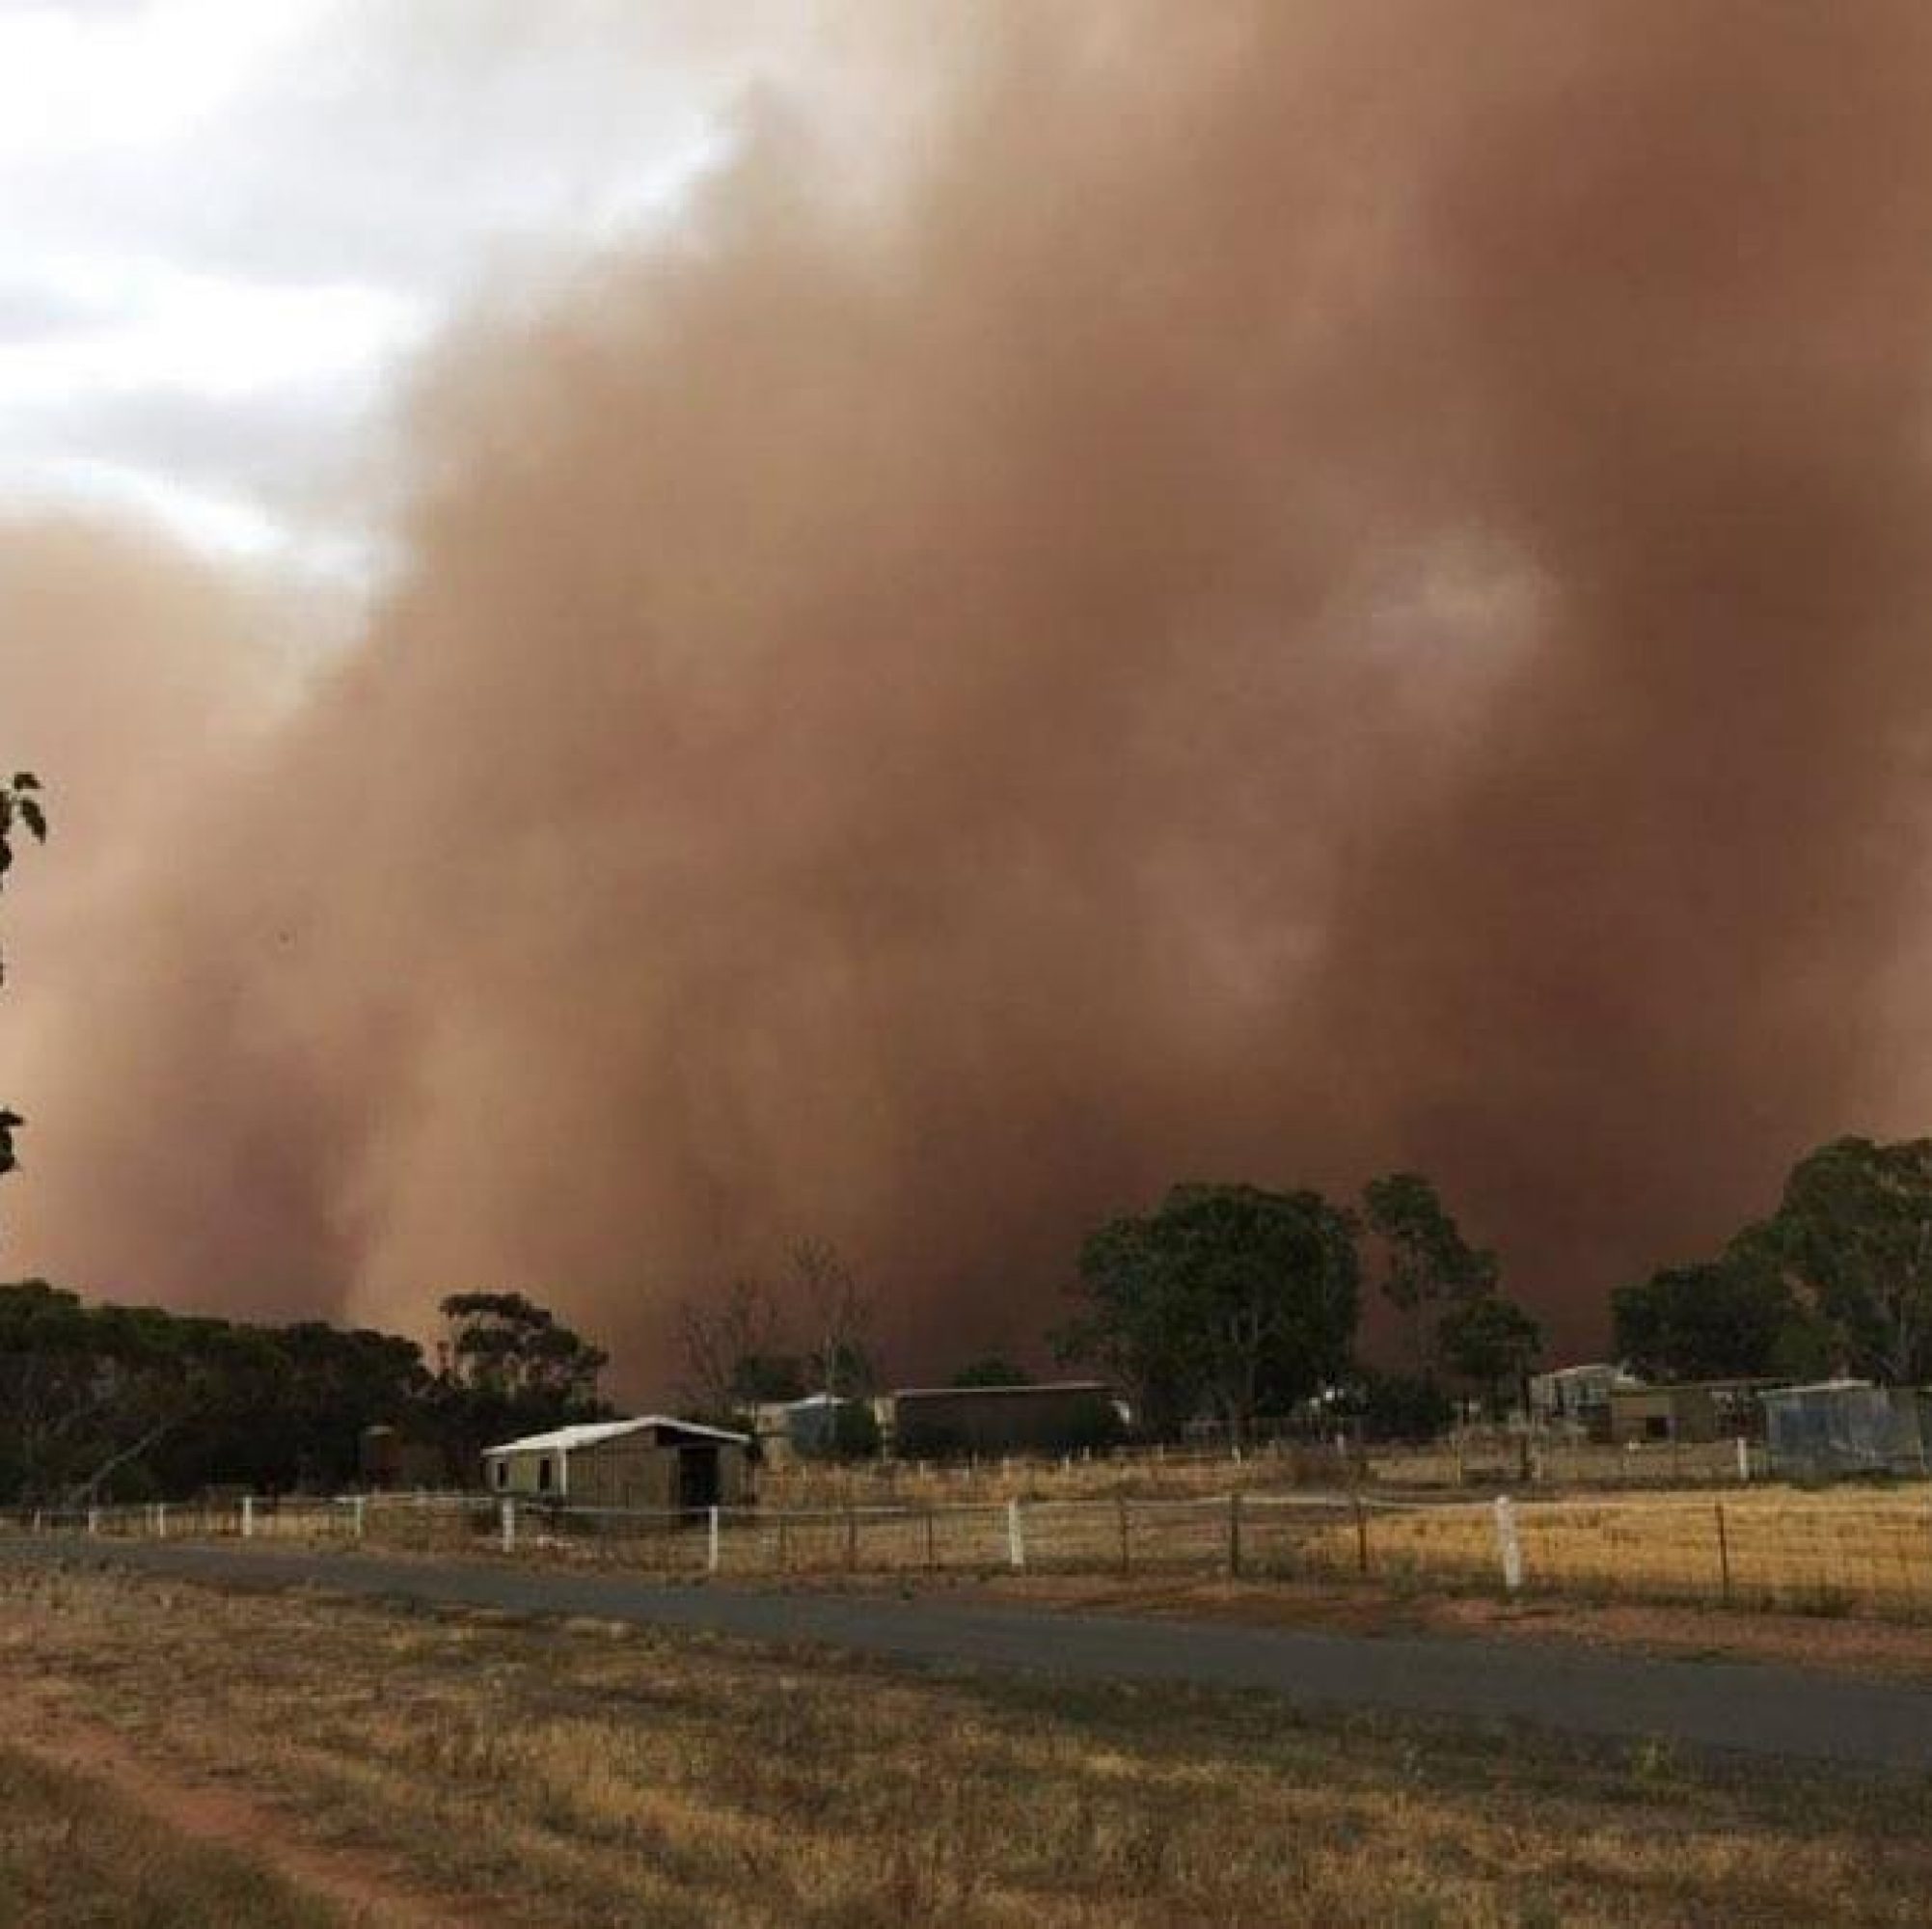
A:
481 1417 750 1511
1760 1381 1932 1481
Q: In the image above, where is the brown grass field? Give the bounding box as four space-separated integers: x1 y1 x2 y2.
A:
6 1559 1932 1924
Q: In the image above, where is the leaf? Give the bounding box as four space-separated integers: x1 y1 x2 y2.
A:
10 773 39 791
18 800 46 842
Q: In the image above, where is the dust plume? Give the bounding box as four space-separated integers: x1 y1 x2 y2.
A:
14 2 1932 1382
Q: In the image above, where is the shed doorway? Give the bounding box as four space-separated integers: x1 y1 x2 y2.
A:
677 1445 721 1512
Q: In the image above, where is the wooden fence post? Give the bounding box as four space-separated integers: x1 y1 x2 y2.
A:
1007 1497 1026 1570
776 1508 789 1572
924 1506 937 1572
1715 1502 1731 1605
1492 1495 1522 1593
707 1506 721 1575
844 1504 857 1572
1228 1491 1243 1578
1118 1494 1130 1576
1354 1492 1370 1576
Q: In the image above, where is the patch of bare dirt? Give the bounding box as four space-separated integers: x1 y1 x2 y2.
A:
9 1680 492 1928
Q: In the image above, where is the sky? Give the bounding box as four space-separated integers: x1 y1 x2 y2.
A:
0 0 778 600
10 2 1932 1385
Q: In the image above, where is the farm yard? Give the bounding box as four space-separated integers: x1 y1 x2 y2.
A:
8 1555 1932 1925
16 1463 1932 1622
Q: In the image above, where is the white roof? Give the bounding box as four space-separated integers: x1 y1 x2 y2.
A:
481 1415 748 1456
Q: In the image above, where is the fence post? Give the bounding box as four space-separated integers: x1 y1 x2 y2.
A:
707 1505 721 1575
353 1495 366 1540
154 1502 167 1539
844 1503 857 1572
86 1507 99 1537
500 1497 516 1554
1715 1501 1731 1605
241 1495 254 1539
1736 1436 1751 1484
1354 1492 1370 1575
1492 1495 1522 1593
924 1506 938 1572
776 1508 789 1572
1007 1497 1026 1570
1118 1494 1130 1576
1228 1491 1243 1578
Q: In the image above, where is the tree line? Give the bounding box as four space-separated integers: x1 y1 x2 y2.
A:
0 1286 608 1504
1613 1135 1932 1386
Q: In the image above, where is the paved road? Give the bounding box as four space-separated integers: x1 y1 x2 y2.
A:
10 1537 1932 1774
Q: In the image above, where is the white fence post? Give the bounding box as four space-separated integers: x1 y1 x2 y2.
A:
154 1502 167 1539
353 1495 367 1540
86 1507 99 1536
1007 1497 1026 1570
241 1495 254 1538
1492 1495 1522 1593
500 1497 515 1554
707 1505 721 1575
1735 1436 1751 1483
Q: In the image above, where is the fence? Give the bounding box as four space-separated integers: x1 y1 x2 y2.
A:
12 1484 1932 1617
754 1433 1768 1508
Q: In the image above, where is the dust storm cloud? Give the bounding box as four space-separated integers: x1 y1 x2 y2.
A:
13 2 1932 1380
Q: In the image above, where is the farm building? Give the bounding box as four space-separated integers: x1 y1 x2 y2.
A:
1606 1379 1779 1446
885 1381 1122 1459
1761 1381 1932 1481
1528 1362 1641 1440
752 1392 874 1465
481 1417 750 1510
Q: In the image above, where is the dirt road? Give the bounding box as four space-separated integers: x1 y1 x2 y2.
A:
12 1537 1932 1774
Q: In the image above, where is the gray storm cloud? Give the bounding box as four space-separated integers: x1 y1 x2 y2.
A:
10 2 1932 1383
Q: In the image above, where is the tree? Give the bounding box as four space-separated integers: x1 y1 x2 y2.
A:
1611 1258 1823 1382
675 1277 793 1420
1754 1136 1932 1382
785 1237 878 1401
1061 1182 1360 1447
433 1291 610 1461
1437 1292 1540 1418
0 772 45 1196
1361 1172 1496 1378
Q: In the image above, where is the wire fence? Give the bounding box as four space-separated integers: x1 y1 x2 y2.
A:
11 1484 1932 1617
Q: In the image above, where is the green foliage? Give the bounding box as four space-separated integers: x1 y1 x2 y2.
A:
1436 1292 1540 1415
1348 1370 1456 1442
1362 1172 1496 1376
1061 1182 1360 1444
948 1355 1034 1389
1611 1258 1826 1382
1752 1135 1932 1382
0 1282 615 1503
432 1291 611 1460
0 1281 433 1502
0 771 44 1183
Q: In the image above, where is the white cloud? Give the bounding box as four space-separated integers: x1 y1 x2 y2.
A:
0 1 795 603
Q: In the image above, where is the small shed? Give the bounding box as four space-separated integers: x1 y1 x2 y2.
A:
1761 1381 1932 1481
1528 1363 1641 1441
1607 1380 1779 1446
481 1417 750 1511
886 1381 1122 1459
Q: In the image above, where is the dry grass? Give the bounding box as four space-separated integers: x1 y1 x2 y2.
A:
1346 1487 1932 1614
4 1559 1932 1925
0 1738 335 1929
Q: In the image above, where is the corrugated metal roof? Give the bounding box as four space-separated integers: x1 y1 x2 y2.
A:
481 1415 748 1455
